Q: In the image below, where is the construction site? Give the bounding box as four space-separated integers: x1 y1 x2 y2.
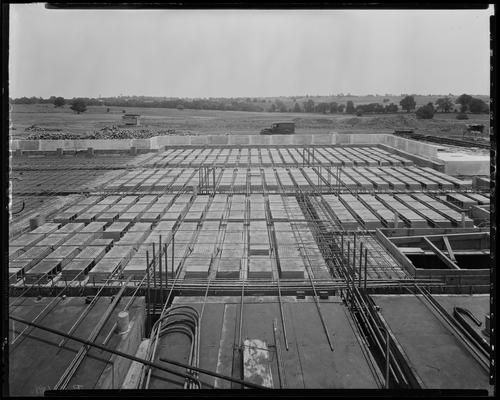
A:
7 131 493 395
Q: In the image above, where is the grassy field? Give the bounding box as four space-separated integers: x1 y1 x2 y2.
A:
9 103 490 139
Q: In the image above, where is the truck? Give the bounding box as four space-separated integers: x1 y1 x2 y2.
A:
260 122 295 135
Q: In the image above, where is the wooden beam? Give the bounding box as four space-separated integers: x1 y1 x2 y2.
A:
423 237 460 270
442 236 457 262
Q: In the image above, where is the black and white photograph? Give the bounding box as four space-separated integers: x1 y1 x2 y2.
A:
3 3 495 396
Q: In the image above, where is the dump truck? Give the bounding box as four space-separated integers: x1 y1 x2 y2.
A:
260 122 295 135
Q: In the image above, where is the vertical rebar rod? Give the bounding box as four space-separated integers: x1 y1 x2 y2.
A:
172 232 175 279
152 242 157 291
353 233 357 280
164 244 168 294
347 240 351 304
385 329 391 389
364 248 368 290
358 242 363 288
146 250 150 334
159 235 163 305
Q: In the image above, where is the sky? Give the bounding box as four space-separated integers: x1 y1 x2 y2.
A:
9 4 494 99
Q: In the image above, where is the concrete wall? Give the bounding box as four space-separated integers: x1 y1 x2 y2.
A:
11 133 488 177
383 135 441 159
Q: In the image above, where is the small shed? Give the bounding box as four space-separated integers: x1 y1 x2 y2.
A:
122 114 141 126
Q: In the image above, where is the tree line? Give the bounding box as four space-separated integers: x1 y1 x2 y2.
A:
10 94 488 118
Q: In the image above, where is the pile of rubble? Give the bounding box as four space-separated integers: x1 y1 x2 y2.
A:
25 125 78 140
23 125 198 140
84 126 181 139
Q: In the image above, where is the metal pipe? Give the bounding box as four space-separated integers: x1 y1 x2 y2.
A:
8 315 267 390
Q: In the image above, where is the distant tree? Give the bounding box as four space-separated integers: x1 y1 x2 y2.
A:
269 103 276 112
122 110 126 113
275 100 287 112
435 97 453 113
337 104 345 113
177 104 184 110
53 97 65 107
303 99 315 113
346 101 355 114
399 96 416 113
469 98 489 113
315 102 330 114
329 102 338 113
415 103 435 119
455 94 473 110
383 98 390 103
293 102 302 112
70 98 87 114
384 103 398 113
459 104 468 113
107 108 110 113
456 112 469 120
